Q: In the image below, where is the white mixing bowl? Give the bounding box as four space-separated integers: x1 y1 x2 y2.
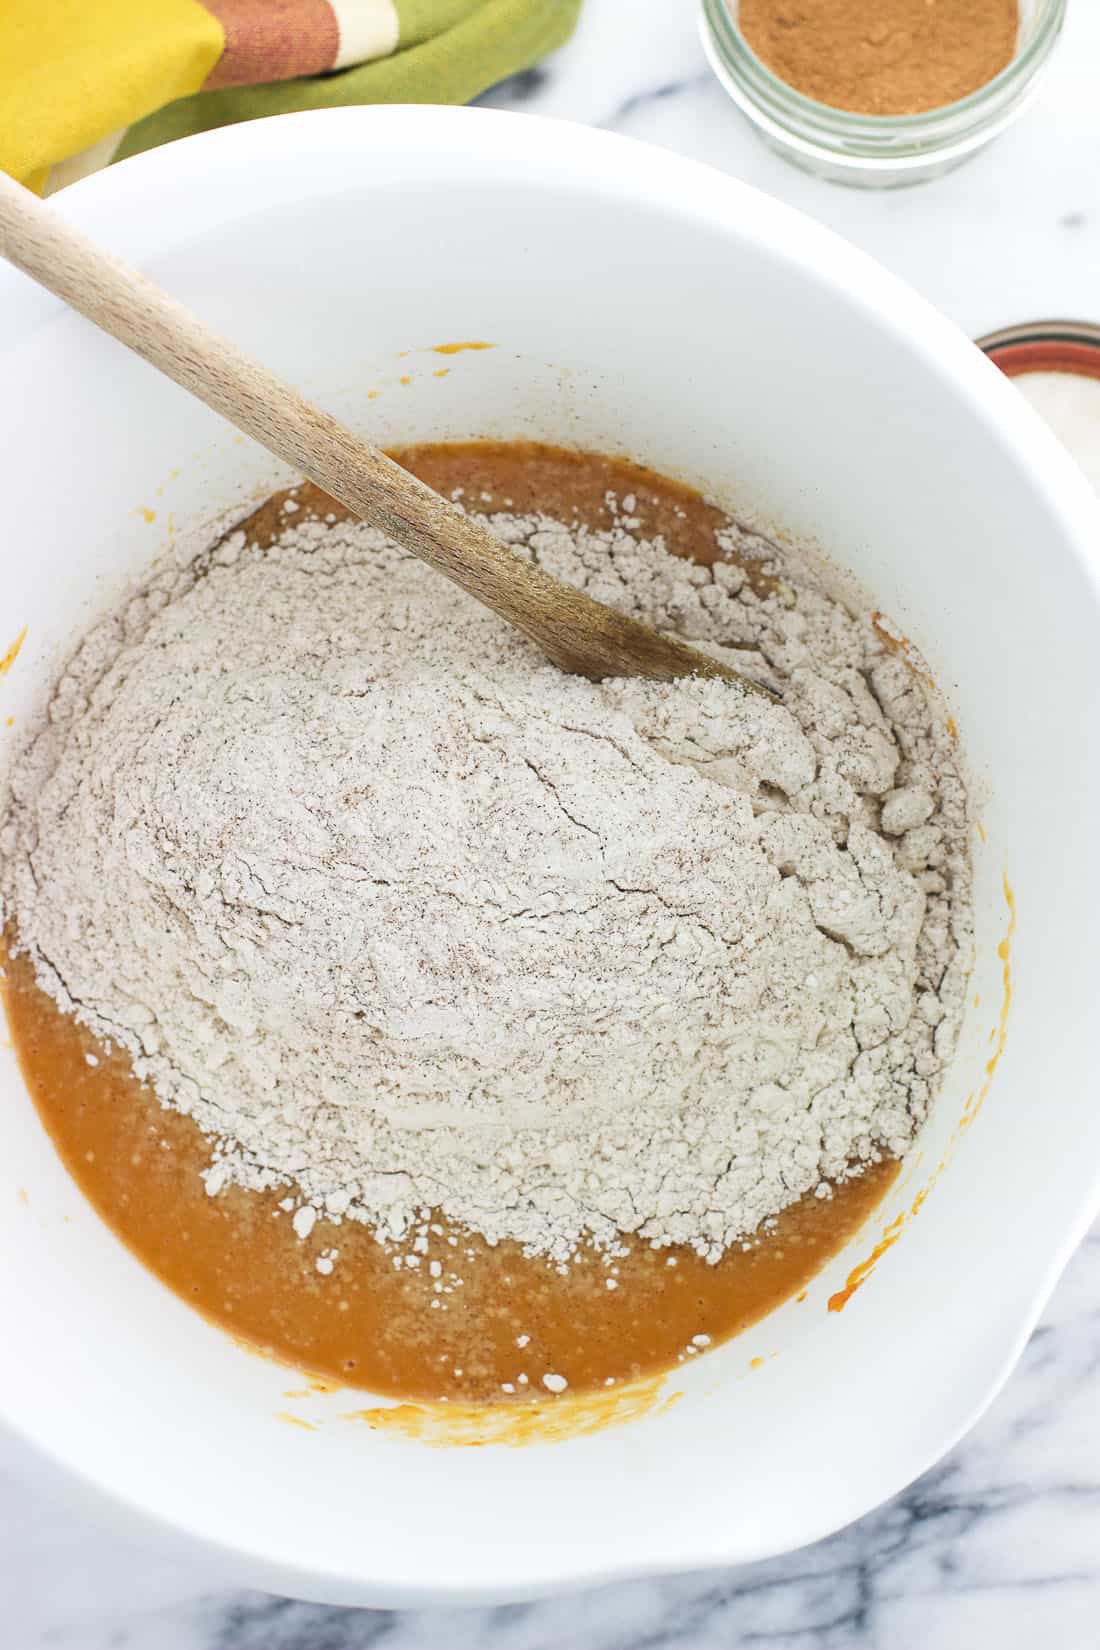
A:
2 107 1099 1607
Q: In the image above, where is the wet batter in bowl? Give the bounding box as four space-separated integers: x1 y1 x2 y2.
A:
0 445 969 1402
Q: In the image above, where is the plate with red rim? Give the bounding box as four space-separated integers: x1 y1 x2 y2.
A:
978 319 1100 381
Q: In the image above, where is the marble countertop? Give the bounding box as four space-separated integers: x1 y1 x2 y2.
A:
6 4 1100 1646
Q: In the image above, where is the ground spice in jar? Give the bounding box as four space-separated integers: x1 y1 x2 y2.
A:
736 0 1019 116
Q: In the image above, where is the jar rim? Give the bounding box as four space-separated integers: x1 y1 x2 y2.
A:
701 0 1067 141
977 320 1100 383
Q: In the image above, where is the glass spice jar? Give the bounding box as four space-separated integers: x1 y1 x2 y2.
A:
700 0 1067 188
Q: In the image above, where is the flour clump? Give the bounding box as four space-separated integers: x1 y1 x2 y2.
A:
0 490 972 1260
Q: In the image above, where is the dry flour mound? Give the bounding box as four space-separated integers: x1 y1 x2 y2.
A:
0 496 972 1260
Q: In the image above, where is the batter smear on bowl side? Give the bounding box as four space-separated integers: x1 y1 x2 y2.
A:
0 444 972 1401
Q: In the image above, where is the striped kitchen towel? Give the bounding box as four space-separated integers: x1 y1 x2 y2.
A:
2 0 582 192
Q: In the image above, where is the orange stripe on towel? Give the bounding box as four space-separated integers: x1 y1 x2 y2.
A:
202 0 339 88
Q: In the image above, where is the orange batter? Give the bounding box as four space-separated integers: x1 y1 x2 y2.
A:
2 444 899 1404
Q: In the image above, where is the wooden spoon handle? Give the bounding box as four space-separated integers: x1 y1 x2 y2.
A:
0 172 557 629
0 172 766 691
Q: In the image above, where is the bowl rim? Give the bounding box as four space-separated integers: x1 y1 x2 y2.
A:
4 102 1100 1605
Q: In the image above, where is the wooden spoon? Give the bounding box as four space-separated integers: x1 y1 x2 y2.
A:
0 172 770 695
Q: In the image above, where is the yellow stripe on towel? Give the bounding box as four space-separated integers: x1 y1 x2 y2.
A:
1 0 223 186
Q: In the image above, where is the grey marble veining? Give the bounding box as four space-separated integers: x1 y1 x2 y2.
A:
5 2 1100 1645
